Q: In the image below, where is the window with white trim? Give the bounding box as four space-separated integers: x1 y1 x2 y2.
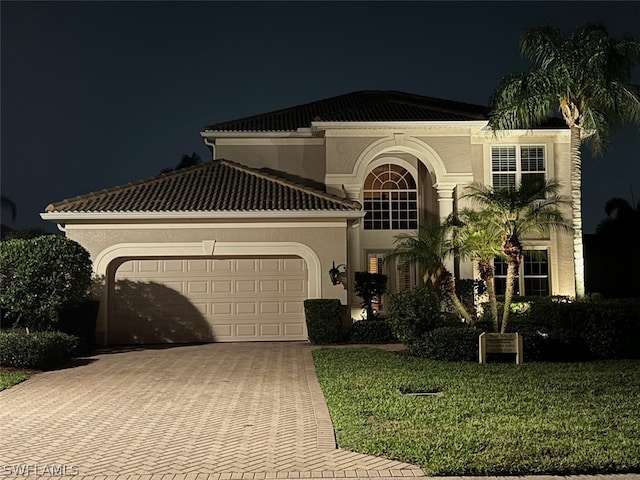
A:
494 250 550 296
363 164 418 230
491 146 546 190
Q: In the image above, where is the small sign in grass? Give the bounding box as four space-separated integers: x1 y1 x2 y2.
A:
313 347 640 475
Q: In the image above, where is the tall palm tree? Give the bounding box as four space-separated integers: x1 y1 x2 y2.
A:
488 24 640 298
451 209 503 332
386 222 473 324
463 179 570 333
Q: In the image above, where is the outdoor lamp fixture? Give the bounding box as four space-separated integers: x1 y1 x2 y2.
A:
329 261 347 285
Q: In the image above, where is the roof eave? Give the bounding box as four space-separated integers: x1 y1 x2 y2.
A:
40 210 364 223
200 130 316 139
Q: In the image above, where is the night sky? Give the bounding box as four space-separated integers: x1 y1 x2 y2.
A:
2 1 638 233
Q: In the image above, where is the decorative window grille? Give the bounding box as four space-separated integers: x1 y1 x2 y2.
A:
363 164 418 230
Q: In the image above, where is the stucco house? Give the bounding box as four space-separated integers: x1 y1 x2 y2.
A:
41 90 576 345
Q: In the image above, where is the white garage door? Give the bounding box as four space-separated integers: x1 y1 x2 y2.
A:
109 256 308 344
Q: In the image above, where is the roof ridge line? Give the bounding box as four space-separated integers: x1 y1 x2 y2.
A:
203 91 371 132
218 159 361 209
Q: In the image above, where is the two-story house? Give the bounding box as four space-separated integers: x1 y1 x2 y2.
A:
42 91 575 345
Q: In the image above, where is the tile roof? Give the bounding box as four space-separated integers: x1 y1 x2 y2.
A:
202 90 489 132
46 159 361 214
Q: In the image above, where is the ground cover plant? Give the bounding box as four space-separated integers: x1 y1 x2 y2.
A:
313 348 640 475
0 369 30 391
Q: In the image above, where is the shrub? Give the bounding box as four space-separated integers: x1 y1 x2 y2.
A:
526 299 640 360
354 272 388 321
409 326 481 362
0 236 92 330
303 299 342 344
0 330 78 370
349 319 397 344
387 288 445 345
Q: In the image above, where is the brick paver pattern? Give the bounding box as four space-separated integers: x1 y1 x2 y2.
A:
0 343 424 479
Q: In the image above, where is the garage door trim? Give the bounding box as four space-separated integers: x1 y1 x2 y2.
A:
94 241 322 345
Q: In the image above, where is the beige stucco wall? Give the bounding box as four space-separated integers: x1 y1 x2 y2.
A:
215 139 326 185
64 220 350 342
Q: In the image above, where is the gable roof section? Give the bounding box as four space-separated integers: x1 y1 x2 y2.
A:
45 159 361 215
203 90 489 132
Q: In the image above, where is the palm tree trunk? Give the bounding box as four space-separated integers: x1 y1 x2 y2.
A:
440 270 473 324
479 260 499 333
501 261 518 333
570 125 586 298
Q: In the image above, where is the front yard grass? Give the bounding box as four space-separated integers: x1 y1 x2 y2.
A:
0 369 30 391
312 348 640 475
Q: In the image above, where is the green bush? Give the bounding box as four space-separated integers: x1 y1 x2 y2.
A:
409 325 481 362
526 299 640 360
303 299 343 344
0 236 92 331
387 288 445 345
349 319 397 344
0 330 78 370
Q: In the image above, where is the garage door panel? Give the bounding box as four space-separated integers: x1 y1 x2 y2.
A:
260 302 280 314
139 260 161 272
187 259 208 272
187 281 208 294
260 323 280 336
283 279 305 293
260 280 280 293
163 260 184 272
284 323 304 336
284 258 306 272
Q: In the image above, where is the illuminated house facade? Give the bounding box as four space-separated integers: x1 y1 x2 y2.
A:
42 91 576 345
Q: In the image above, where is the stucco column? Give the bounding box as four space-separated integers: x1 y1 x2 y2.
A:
343 185 362 316
435 183 455 273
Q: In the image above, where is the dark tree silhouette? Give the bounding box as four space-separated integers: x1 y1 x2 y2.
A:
161 152 202 174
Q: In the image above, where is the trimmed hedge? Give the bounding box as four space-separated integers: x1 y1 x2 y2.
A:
409 325 481 362
520 299 640 360
303 299 342 344
0 330 78 370
349 319 397 344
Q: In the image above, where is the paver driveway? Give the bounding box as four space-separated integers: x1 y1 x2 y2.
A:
0 342 423 479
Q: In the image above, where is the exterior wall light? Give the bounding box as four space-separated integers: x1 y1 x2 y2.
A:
329 261 347 286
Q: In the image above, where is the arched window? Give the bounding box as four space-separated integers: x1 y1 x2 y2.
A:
363 164 418 230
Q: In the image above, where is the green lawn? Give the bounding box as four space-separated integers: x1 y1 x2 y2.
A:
0 370 30 391
312 348 640 475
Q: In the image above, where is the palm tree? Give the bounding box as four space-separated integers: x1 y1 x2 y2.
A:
451 209 503 332
488 24 640 298
596 197 640 238
463 179 570 333
1 195 17 222
386 222 473 324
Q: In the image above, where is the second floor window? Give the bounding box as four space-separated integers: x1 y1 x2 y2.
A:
363 164 418 230
492 145 546 190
